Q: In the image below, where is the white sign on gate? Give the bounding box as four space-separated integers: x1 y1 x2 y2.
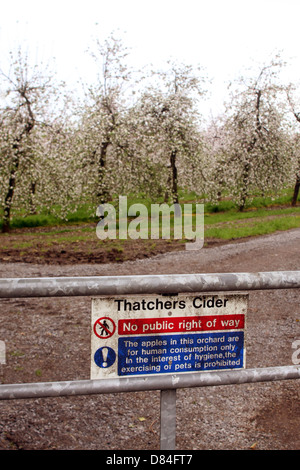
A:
90 293 248 380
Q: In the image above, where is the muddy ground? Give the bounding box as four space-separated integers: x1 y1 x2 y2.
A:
0 227 299 451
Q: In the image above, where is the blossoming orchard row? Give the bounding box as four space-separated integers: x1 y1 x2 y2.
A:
0 39 299 232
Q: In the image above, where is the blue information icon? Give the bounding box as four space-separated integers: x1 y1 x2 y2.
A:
94 347 116 368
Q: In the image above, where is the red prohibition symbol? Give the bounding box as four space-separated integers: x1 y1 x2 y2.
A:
93 317 116 339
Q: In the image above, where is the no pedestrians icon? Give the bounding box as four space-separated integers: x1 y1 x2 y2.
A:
93 317 116 339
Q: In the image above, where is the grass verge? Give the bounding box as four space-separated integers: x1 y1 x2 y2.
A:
0 191 299 263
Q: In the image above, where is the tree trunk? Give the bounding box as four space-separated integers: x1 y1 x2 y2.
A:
239 161 250 212
2 167 18 233
29 182 37 215
238 90 262 212
292 173 300 206
97 141 110 203
170 150 178 204
2 149 20 233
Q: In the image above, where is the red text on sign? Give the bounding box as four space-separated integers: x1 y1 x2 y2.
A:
118 314 244 335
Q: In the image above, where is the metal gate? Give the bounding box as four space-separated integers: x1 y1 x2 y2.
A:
0 271 299 450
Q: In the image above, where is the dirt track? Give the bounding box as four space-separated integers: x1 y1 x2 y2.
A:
0 228 299 450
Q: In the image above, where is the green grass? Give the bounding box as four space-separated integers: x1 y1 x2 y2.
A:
0 202 97 230
0 189 299 245
204 205 300 224
204 213 300 240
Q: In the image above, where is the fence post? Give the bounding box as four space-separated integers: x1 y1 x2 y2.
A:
160 389 177 450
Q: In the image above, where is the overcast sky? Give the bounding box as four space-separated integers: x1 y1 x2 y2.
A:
1 0 300 116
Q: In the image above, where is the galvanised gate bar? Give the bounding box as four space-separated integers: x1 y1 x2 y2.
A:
0 271 299 450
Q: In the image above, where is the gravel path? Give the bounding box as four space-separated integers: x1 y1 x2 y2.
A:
0 228 299 450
